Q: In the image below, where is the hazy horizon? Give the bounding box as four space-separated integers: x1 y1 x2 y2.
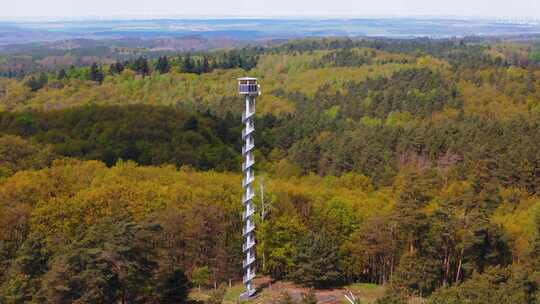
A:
2 15 540 22
2 0 540 19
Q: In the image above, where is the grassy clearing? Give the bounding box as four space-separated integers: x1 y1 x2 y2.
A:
189 279 392 304
223 284 246 303
345 283 385 303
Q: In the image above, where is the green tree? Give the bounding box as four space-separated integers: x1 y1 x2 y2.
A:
182 54 194 73
25 76 43 92
530 51 540 63
132 56 150 76
38 220 160 304
428 266 539 304
0 235 49 304
0 135 55 178
109 61 125 75
202 56 210 73
392 252 441 297
155 56 171 74
192 266 210 291
206 285 226 304
262 215 305 280
89 62 104 83
289 230 343 288
153 269 190 304
57 69 67 80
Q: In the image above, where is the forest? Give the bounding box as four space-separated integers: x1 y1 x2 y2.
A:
0 37 540 303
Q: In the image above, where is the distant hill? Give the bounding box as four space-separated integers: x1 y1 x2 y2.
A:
1 18 540 48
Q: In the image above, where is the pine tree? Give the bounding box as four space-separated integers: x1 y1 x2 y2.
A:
202 56 210 73
289 230 343 288
182 54 194 73
38 72 48 88
57 69 67 80
89 63 104 83
132 56 150 76
109 61 124 75
38 220 160 303
155 56 170 74
24 73 48 92
184 116 199 131
153 269 190 304
25 76 41 92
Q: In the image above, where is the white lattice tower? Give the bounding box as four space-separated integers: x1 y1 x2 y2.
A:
238 77 259 299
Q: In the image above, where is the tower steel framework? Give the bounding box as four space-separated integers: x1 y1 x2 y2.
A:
238 77 259 299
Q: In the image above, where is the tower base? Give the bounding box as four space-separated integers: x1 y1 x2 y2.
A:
239 289 257 301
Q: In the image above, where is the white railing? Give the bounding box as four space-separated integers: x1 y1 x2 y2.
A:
241 80 258 298
245 204 254 214
243 241 256 252
243 207 255 220
242 191 255 204
242 142 255 154
243 256 256 268
242 158 255 171
242 110 255 123
242 125 255 138
238 84 259 94
242 173 255 188
243 222 255 236
243 272 256 284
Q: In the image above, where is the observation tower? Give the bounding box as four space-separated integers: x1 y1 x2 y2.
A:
238 77 260 299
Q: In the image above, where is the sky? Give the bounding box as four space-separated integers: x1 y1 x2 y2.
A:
1 0 540 19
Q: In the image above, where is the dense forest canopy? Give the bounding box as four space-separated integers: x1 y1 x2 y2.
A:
0 37 540 303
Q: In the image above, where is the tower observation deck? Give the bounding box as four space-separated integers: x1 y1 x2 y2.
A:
238 77 259 299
